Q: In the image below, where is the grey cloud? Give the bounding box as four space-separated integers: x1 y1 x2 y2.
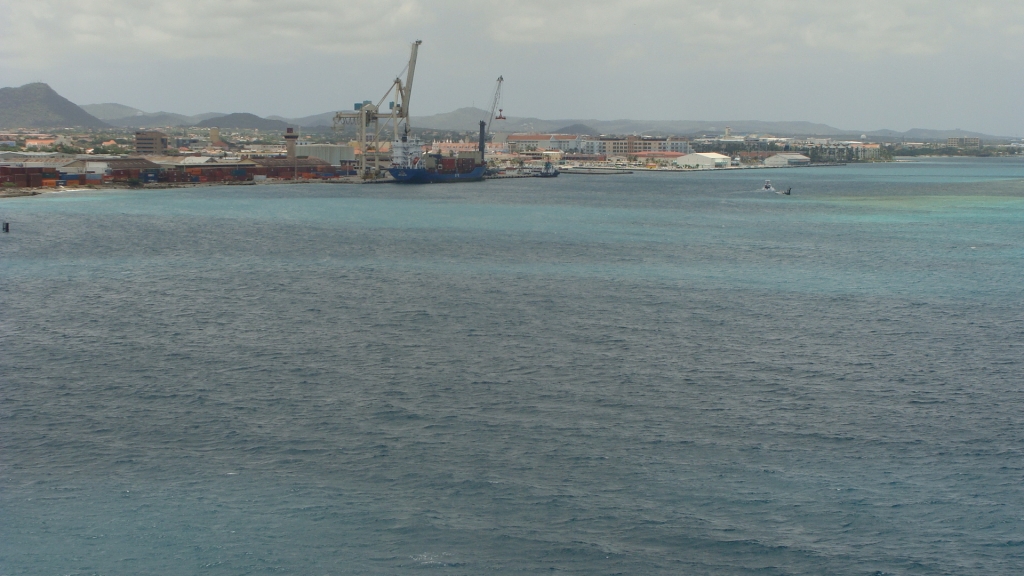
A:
1 0 1021 135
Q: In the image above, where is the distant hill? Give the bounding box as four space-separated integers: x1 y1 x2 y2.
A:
196 113 289 130
105 112 228 128
107 112 192 128
81 102 228 127
413 107 494 131
0 83 107 129
407 108 846 137
81 103 145 120
61 98 1023 140
871 127 993 141
268 111 338 127
553 123 598 135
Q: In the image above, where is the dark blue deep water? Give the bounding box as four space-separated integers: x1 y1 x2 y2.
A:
2 158 1024 574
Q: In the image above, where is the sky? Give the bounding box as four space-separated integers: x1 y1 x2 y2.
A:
1 0 1023 135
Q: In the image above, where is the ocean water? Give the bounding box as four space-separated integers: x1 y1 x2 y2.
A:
2 157 1023 575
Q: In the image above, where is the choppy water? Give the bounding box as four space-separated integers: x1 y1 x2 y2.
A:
2 158 1024 575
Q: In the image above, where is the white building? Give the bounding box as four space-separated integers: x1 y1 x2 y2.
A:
579 136 693 156
673 152 730 169
763 153 811 167
506 134 583 152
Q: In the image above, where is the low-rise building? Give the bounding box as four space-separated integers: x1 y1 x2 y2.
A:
23 136 72 149
673 152 730 169
764 153 811 167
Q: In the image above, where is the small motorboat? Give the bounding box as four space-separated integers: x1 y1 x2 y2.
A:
762 180 775 192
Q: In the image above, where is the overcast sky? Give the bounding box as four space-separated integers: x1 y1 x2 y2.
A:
1 0 1022 135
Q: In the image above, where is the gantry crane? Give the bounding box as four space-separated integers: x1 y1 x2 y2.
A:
486 75 505 136
333 40 422 178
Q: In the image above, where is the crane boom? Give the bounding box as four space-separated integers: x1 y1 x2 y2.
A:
486 76 504 135
400 40 422 121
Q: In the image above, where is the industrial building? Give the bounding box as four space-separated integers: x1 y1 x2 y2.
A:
673 152 730 169
763 153 811 167
295 144 355 166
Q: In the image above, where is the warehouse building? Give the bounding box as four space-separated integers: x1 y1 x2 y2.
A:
763 153 811 167
673 152 730 169
295 144 355 166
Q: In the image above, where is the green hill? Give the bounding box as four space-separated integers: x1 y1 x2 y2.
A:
0 83 107 128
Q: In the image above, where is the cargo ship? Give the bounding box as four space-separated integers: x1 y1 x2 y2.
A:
388 121 487 183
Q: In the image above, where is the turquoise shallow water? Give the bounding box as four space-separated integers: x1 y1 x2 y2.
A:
2 158 1024 574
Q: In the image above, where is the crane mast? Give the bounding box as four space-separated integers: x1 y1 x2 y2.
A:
486 76 504 136
399 40 421 134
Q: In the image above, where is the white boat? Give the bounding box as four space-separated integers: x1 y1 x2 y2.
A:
762 180 775 192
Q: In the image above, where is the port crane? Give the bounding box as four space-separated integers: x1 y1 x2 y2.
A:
486 75 505 136
333 40 421 178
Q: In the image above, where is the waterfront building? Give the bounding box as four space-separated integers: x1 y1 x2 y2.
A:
763 153 811 167
506 134 583 152
579 136 693 156
673 152 730 169
431 140 507 155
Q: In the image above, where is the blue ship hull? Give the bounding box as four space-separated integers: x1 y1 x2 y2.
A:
388 166 486 183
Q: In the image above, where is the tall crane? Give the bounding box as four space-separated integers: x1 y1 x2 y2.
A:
486 76 505 136
333 40 422 178
396 40 421 138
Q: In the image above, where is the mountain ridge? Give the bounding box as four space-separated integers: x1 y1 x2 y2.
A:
195 113 290 130
2 85 1012 139
0 83 107 128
